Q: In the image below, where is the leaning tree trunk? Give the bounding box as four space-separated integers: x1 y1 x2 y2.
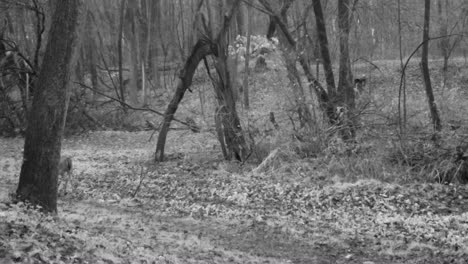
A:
260 0 335 124
16 0 84 213
422 0 442 131
264 0 312 129
155 0 248 162
154 39 215 162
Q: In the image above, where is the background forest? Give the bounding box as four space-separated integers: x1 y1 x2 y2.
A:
1 0 468 263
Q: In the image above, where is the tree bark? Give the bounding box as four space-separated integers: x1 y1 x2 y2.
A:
236 1 245 36
437 0 450 72
213 0 248 160
127 0 141 105
337 0 354 105
155 39 215 161
260 0 335 123
312 0 336 96
336 0 356 140
84 11 98 100
155 0 248 162
421 0 442 131
16 0 84 213
127 0 143 105
118 0 127 108
242 3 251 110
264 1 313 128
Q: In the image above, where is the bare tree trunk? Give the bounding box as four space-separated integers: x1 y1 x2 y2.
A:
206 0 215 38
397 0 407 133
260 0 335 124
437 0 450 72
337 0 354 105
84 11 99 101
149 0 161 88
16 0 84 213
127 0 141 105
155 0 247 162
143 0 152 106
336 0 356 140
118 0 127 109
422 0 442 131
213 1 248 160
242 3 251 110
263 0 312 128
155 40 215 162
312 0 336 96
236 1 245 36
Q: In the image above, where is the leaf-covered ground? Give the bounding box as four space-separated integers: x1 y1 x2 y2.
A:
1 131 468 264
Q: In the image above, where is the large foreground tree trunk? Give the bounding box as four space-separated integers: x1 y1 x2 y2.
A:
421 0 442 131
16 0 84 213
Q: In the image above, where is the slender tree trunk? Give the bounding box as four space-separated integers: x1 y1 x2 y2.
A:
337 0 353 105
128 0 141 105
118 0 127 109
236 1 245 36
312 0 336 96
85 11 98 100
242 3 251 110
336 0 356 140
397 0 407 133
260 0 334 124
143 0 152 106
438 0 450 72
206 0 215 38
213 0 248 161
152 0 162 90
422 0 442 131
16 0 84 213
155 40 214 161
264 1 312 128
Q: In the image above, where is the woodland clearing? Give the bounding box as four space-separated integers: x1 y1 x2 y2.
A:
1 126 468 263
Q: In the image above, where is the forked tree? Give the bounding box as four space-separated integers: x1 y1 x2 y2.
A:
155 0 248 162
16 0 84 213
259 0 356 139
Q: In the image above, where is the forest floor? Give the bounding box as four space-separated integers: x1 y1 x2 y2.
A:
2 54 468 263
1 130 468 264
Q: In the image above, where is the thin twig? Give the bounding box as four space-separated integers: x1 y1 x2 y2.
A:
132 165 146 198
